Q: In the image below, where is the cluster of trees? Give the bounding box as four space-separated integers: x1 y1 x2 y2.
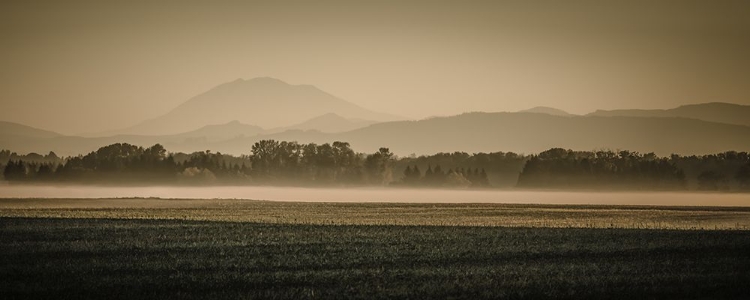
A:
399 165 490 188
0 141 502 188
0 150 63 181
2 142 749 191
243 140 499 187
247 140 374 184
517 148 750 191
0 150 62 164
670 152 750 190
2 143 253 184
0 141 399 186
394 151 528 187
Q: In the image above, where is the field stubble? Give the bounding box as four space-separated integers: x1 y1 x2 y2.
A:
1 198 749 230
2 198 750 299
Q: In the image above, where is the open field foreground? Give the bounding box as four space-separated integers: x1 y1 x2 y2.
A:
1 198 750 229
1 217 749 299
2 199 750 299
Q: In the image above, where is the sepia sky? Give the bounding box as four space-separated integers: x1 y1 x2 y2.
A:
1 0 749 135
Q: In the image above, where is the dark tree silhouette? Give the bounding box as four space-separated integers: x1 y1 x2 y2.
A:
697 171 725 190
2 142 749 191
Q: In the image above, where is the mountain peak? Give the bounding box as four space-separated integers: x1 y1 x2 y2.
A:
519 106 572 116
245 77 288 84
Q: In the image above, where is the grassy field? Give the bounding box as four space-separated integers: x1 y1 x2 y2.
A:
2 199 750 299
2 198 750 229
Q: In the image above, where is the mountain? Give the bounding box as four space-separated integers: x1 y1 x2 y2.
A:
588 102 750 127
107 77 401 136
4 107 750 157
195 112 750 156
328 112 750 156
518 106 573 116
280 113 377 133
0 121 62 139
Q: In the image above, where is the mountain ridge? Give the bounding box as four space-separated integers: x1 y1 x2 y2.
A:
3 102 749 157
588 102 750 127
0 121 63 139
279 113 377 133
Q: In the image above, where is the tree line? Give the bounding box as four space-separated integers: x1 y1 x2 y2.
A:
2 142 749 191
0 141 495 187
516 148 750 191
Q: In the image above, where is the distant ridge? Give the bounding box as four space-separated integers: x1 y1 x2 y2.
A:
329 112 750 156
3 102 750 157
172 120 265 142
281 113 377 133
588 102 750 127
0 121 62 139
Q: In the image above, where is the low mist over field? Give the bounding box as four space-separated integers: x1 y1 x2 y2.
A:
1 185 749 207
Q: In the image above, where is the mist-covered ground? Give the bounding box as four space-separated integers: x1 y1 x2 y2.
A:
2 199 749 230
1 184 749 206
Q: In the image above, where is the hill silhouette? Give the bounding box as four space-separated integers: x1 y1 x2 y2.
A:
3 105 749 157
0 121 62 139
173 120 264 142
279 113 376 133
195 112 750 156
331 112 750 156
588 102 750 127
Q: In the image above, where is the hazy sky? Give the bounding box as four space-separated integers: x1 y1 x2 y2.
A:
2 0 749 135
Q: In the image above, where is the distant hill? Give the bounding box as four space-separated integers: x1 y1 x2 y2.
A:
0 121 62 139
3 107 750 157
103 77 401 136
329 112 750 156
588 102 750 127
172 120 264 142
280 113 377 133
198 112 750 156
518 106 573 116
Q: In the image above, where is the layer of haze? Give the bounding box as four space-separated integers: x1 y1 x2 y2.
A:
2 0 749 135
2 185 750 207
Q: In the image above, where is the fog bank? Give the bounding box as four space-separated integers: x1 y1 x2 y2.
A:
0 185 748 207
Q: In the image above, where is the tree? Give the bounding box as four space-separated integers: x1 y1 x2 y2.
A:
412 165 422 182
365 147 393 185
3 160 26 181
251 140 281 177
444 170 471 188
403 166 413 183
736 163 750 189
431 165 445 186
479 168 490 186
697 171 724 190
402 165 422 185
36 163 54 180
